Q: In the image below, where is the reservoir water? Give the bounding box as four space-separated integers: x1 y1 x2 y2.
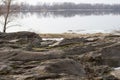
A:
0 11 120 33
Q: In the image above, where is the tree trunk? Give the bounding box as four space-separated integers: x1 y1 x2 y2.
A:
3 0 11 33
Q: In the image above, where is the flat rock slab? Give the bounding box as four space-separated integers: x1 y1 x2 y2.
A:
111 69 120 79
0 49 64 61
26 59 85 77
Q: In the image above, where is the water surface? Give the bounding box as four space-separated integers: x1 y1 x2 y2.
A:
0 11 120 33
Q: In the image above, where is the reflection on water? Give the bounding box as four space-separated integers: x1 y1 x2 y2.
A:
21 10 120 18
0 10 120 33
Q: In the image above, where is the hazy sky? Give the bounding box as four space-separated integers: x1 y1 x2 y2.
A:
19 0 120 5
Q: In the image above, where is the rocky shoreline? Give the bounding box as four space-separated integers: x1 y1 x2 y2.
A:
0 31 120 80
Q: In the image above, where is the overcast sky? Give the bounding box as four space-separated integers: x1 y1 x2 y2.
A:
19 0 120 5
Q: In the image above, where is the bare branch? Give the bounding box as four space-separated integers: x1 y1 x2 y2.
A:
6 24 21 29
0 0 19 33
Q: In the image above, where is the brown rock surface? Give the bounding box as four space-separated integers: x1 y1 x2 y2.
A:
0 33 120 80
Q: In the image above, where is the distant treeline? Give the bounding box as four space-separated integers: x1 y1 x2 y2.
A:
0 4 20 14
20 3 120 11
0 2 120 12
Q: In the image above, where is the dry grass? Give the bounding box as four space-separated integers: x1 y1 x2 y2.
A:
40 33 110 38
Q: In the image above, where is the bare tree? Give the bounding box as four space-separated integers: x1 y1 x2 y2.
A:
3 0 12 33
0 0 20 33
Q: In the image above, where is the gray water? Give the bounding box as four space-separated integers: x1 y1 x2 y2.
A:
0 11 120 33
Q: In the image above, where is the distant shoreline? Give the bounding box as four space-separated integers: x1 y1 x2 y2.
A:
19 9 120 12
39 33 110 38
